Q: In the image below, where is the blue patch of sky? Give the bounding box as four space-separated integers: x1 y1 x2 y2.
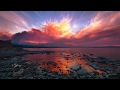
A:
17 11 98 32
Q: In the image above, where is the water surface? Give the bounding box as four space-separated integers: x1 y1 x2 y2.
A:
24 48 120 61
23 48 120 75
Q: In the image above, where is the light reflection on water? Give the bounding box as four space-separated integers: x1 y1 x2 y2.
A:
24 48 120 60
23 48 120 75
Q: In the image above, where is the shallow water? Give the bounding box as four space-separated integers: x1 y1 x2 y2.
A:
23 48 120 75
24 48 120 61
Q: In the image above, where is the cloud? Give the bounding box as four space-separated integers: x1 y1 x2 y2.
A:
11 11 120 47
0 11 30 33
0 11 29 29
11 28 74 47
0 31 12 40
76 11 120 38
12 28 54 45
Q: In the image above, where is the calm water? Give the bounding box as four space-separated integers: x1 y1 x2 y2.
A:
24 48 120 61
23 48 120 74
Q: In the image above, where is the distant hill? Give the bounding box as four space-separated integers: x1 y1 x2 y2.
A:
12 44 120 48
0 40 23 50
83 46 120 48
0 40 12 48
1 40 120 48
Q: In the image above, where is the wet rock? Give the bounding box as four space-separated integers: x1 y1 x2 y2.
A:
13 68 24 77
97 56 106 60
89 58 96 62
71 62 81 70
11 57 19 61
13 66 20 72
72 72 78 78
7 71 13 76
108 73 120 79
90 54 94 56
96 56 109 63
77 67 88 75
47 73 55 77
12 63 22 68
47 61 57 66
91 71 99 76
91 64 100 70
42 71 47 75
80 76 86 79
16 60 27 65
98 61 106 64
29 64 37 70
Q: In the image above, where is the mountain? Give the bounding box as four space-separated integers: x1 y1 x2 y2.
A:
0 40 12 48
12 43 120 48
1 40 120 48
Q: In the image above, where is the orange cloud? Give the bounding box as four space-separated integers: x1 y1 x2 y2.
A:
11 11 120 47
41 17 74 39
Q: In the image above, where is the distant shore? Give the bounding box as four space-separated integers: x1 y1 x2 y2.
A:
0 40 120 79
0 40 55 58
0 47 55 58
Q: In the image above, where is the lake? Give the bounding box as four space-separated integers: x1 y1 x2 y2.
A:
23 48 120 75
24 48 120 61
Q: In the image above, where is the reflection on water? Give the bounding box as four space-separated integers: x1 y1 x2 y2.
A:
23 50 107 75
23 48 120 76
24 48 120 60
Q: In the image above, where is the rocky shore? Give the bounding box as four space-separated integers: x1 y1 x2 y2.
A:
0 47 120 79
0 47 55 58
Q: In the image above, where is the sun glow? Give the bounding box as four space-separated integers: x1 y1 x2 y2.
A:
41 17 75 38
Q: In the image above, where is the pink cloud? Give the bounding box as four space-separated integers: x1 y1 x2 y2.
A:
11 11 120 47
0 11 30 33
0 31 12 40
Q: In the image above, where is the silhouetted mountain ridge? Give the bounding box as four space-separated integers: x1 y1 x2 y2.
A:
0 40 120 48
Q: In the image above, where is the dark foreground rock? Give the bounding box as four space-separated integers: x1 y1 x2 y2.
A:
0 54 120 79
0 43 120 79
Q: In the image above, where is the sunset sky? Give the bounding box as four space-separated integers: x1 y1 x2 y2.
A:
0 11 120 47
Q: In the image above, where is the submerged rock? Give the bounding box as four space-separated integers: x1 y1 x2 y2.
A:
13 68 24 77
91 64 100 70
47 61 57 66
77 67 88 75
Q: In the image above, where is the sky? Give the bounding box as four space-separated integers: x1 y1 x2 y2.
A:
0 11 120 47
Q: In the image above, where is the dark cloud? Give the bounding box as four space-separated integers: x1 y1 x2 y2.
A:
11 11 120 47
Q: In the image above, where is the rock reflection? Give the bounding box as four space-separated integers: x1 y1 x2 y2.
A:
24 52 103 76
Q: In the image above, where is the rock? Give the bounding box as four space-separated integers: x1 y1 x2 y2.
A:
16 60 27 65
90 54 94 56
47 73 55 77
108 73 120 79
12 63 22 68
13 66 20 72
80 76 86 79
97 56 106 60
29 77 34 79
11 57 19 61
96 56 109 63
77 67 88 75
13 68 24 77
92 71 99 76
70 62 81 70
42 71 47 75
91 64 100 70
47 61 57 66
72 72 78 78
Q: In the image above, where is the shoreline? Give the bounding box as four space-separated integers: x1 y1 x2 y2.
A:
0 47 120 79
0 47 55 58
